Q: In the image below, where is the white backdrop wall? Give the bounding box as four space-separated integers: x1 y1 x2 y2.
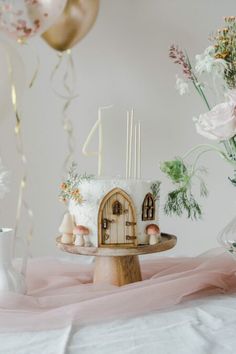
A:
0 0 235 257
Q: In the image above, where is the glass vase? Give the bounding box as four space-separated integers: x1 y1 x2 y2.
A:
218 215 236 255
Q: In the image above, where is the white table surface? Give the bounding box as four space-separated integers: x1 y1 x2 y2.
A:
1 292 236 354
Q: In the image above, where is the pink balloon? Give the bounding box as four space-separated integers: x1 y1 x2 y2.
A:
0 0 67 41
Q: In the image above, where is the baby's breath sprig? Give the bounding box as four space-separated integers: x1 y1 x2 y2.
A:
59 163 94 205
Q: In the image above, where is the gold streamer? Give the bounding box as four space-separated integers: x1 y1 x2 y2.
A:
5 50 34 254
17 38 40 89
51 50 78 173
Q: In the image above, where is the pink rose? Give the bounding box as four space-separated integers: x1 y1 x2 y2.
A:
194 101 236 141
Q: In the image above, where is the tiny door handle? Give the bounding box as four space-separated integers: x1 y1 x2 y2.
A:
126 221 137 226
102 218 115 229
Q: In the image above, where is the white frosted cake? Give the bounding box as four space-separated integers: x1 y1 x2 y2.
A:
69 178 161 247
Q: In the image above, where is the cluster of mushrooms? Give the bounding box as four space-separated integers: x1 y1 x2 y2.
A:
59 213 161 247
59 213 92 247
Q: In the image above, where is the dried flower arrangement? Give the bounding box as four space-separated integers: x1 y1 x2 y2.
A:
59 163 93 204
213 16 236 88
162 17 236 219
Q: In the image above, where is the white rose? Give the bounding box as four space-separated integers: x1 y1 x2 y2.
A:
227 89 236 103
194 101 236 141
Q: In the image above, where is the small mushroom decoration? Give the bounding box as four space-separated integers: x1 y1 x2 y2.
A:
59 213 75 244
146 224 161 245
74 225 91 247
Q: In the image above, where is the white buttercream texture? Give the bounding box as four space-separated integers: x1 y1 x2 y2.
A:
69 179 160 246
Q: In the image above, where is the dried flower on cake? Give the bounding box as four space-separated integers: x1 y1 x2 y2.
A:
59 163 93 205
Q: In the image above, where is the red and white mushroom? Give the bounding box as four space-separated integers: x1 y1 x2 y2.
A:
145 224 161 245
73 225 90 247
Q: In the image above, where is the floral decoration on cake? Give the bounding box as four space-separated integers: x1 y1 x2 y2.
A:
150 181 161 201
59 163 93 205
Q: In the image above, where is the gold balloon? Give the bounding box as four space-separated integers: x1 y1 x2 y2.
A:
42 0 99 52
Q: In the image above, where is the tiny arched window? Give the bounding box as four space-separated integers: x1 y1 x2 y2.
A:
142 193 155 221
112 200 122 215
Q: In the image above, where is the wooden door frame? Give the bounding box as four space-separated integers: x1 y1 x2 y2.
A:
98 188 137 247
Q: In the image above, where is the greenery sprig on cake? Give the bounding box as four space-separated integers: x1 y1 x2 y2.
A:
59 163 94 204
150 181 161 201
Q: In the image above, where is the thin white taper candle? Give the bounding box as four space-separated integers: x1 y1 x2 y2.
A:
126 111 130 179
138 121 141 179
98 108 102 177
128 109 134 178
134 124 137 179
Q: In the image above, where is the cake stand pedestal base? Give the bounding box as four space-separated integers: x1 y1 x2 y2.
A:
56 233 177 287
94 255 142 286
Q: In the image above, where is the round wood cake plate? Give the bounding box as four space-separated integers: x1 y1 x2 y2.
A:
56 233 177 287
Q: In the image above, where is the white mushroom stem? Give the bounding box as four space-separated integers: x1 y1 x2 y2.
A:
74 234 84 246
84 235 91 247
148 233 161 245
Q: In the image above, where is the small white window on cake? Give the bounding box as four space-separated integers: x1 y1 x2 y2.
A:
142 193 155 221
112 200 123 216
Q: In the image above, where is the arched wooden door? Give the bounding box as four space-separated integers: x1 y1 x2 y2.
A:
98 188 137 247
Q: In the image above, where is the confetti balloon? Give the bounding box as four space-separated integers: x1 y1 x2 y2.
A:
0 0 67 41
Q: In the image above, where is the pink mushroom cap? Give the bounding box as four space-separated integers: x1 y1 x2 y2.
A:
73 225 90 236
146 224 160 235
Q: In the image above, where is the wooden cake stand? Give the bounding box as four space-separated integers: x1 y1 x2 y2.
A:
56 233 177 286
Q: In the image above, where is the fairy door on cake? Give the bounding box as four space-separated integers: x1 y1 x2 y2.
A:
98 188 137 247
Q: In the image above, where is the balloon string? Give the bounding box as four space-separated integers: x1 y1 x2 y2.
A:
51 50 78 173
17 38 40 89
28 49 40 89
5 50 34 254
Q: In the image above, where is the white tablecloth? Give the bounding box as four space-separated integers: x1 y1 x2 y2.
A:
1 292 236 354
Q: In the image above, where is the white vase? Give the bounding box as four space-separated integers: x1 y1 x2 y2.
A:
74 234 84 246
0 228 27 294
218 215 236 255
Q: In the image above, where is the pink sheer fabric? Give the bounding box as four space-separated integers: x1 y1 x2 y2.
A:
0 249 236 332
